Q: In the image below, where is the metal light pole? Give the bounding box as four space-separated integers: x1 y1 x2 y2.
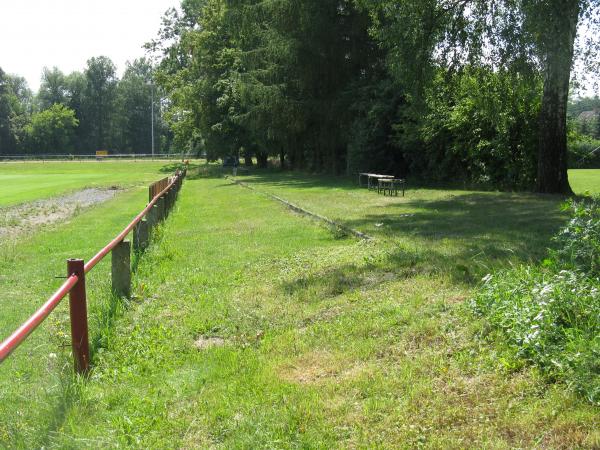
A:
148 80 155 158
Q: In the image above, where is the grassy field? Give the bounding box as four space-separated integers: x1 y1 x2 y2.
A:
0 160 184 207
0 166 598 448
570 169 600 195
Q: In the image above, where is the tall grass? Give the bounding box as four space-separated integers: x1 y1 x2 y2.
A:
473 198 600 404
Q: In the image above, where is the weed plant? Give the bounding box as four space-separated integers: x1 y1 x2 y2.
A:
473 198 600 404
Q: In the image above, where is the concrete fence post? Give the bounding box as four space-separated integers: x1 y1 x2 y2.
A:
67 258 90 374
112 240 131 298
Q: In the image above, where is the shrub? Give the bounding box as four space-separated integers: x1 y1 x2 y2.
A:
553 200 600 274
569 139 600 169
472 198 600 404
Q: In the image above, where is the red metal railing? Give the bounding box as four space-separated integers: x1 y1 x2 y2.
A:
0 167 187 373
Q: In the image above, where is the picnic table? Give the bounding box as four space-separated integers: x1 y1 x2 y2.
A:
377 178 406 197
359 173 395 190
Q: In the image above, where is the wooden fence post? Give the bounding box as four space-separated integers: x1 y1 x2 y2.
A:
164 189 171 216
112 240 131 298
168 188 174 212
133 219 149 252
67 259 90 374
157 196 166 221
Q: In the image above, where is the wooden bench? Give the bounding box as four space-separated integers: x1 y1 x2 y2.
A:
377 178 406 197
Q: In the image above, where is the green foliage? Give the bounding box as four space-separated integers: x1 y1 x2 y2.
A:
147 0 593 191
115 59 157 154
473 198 600 404
0 68 32 155
37 67 67 110
553 199 600 274
1 57 172 155
24 104 79 154
152 0 378 171
569 137 600 168
418 68 541 188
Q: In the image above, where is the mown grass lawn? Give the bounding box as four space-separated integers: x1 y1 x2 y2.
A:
1 166 599 448
570 169 600 195
0 161 188 447
0 160 186 207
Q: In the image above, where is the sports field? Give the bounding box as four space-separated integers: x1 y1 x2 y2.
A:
0 160 182 207
0 164 598 448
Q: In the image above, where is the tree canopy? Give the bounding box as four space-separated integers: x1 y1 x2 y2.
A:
1 0 598 192
147 0 600 192
0 57 170 156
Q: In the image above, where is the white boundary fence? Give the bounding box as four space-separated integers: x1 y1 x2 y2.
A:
0 154 195 162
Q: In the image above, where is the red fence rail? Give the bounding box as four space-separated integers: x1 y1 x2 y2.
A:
0 166 187 373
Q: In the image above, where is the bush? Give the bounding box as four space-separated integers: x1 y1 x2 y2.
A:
553 200 600 274
472 198 600 404
569 139 600 169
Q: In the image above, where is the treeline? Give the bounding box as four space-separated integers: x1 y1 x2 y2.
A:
569 96 600 138
150 0 597 193
0 57 170 156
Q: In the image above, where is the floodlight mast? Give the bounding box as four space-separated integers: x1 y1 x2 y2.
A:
147 80 155 158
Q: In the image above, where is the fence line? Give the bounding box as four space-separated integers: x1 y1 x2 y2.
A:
0 165 188 373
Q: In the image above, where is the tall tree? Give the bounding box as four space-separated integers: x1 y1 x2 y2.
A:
524 0 582 193
0 67 15 154
82 56 117 151
0 68 32 155
115 58 155 153
361 0 600 193
24 104 79 154
38 67 67 110
64 71 87 152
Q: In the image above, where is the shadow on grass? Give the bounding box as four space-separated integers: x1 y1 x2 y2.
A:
342 193 566 262
276 195 568 300
231 168 544 193
277 244 486 305
236 171 568 268
279 249 430 303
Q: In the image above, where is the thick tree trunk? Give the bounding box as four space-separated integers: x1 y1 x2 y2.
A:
256 151 268 168
536 1 579 194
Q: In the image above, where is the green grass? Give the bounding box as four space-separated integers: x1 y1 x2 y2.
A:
0 160 186 207
570 169 600 195
1 165 599 448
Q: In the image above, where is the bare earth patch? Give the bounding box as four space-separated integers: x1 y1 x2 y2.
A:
0 187 120 239
278 350 367 385
194 336 226 350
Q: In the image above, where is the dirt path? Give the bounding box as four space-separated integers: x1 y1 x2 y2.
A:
0 188 120 239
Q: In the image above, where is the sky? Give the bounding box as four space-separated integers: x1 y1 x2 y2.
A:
0 0 177 92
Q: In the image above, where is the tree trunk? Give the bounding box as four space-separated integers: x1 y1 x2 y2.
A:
279 148 286 170
244 148 253 167
536 1 579 194
256 152 268 168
